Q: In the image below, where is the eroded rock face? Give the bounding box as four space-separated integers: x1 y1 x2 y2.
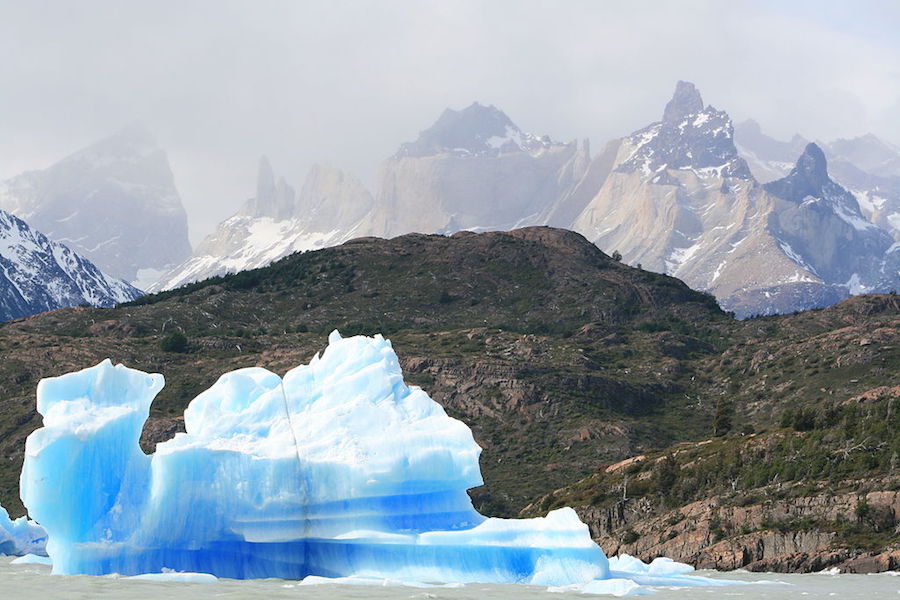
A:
372 143 586 238
371 103 589 238
579 489 900 573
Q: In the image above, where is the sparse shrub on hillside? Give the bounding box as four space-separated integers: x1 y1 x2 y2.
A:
713 399 733 436
160 331 188 353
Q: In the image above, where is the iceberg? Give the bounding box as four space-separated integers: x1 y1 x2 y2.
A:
19 331 729 592
0 503 47 557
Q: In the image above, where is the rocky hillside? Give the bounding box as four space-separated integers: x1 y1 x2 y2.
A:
0 209 141 321
524 293 900 573
1 226 727 517
0 227 897 572
0 125 191 286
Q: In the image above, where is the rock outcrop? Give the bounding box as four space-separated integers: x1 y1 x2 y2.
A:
577 488 900 573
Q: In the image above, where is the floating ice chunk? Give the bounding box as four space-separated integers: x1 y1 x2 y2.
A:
128 571 218 583
581 578 651 596
549 577 652 596
0 503 47 557
609 553 695 576
10 553 52 565
610 553 744 588
19 332 733 591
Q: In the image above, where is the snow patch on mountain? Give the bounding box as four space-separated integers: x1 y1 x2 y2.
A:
151 162 373 291
395 102 562 159
0 209 141 321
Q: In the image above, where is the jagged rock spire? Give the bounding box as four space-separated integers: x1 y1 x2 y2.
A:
764 143 831 202
256 156 276 201
663 81 704 123
793 143 829 183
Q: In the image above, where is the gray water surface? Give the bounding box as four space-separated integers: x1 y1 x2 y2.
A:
2 558 898 599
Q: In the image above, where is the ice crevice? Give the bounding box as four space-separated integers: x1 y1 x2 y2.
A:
11 331 742 594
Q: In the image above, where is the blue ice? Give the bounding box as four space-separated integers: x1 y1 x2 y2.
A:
0 503 47 557
19 331 733 593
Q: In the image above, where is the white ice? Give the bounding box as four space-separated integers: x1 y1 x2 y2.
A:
10 553 52 565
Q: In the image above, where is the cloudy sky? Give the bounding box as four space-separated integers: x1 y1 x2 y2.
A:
1 0 898 244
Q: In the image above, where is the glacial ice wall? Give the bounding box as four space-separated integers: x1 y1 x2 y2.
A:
20 331 610 583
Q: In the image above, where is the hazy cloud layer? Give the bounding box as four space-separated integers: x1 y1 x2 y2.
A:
1 0 898 244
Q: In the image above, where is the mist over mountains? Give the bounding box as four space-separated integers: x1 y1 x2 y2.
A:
0 82 897 320
151 82 900 318
0 126 191 288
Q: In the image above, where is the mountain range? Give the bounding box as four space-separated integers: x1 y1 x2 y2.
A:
150 102 590 291
0 208 141 321
1 83 898 318
571 82 895 316
735 119 900 241
151 83 899 317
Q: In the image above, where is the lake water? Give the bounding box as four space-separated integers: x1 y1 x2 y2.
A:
2 558 897 598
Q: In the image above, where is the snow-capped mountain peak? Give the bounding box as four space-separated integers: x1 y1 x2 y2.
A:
764 143 831 202
394 102 560 158
765 142 877 233
616 81 751 179
0 209 141 321
763 143 893 299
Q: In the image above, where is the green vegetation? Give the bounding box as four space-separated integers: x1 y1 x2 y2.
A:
159 331 188 353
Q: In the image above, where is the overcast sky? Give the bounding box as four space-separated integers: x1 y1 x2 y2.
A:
2 0 898 245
